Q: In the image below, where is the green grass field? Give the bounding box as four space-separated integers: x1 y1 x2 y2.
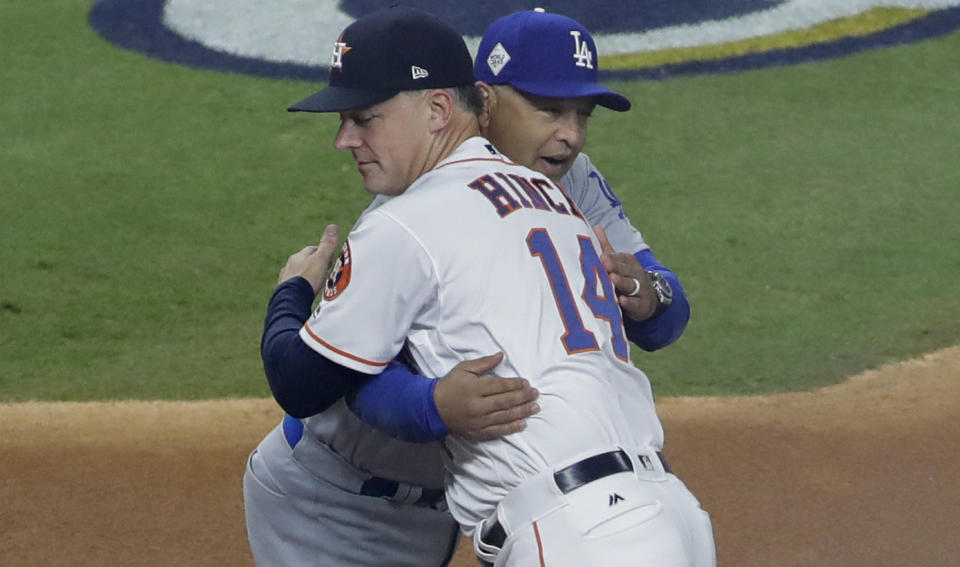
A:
2 1 958 401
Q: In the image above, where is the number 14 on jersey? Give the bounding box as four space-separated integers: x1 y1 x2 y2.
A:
526 228 629 361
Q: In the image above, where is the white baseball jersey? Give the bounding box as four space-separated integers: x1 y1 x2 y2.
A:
291 150 651 493
301 137 665 532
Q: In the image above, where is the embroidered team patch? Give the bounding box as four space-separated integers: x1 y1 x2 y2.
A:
323 240 352 300
486 42 510 76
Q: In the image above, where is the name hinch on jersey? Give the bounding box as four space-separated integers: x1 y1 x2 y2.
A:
469 173 585 220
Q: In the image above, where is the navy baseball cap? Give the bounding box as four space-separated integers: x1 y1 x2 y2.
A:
289 6 475 113
474 9 631 112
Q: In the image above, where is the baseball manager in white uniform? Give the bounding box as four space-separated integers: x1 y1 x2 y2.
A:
253 6 715 567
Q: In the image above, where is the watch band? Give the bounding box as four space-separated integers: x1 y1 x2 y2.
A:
645 270 673 317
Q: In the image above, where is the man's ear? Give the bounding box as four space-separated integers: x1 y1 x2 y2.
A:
426 89 455 132
476 81 496 131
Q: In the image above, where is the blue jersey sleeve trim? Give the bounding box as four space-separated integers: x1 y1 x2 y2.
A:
347 360 449 442
260 277 366 418
623 250 691 351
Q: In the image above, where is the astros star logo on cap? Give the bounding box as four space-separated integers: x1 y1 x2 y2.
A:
330 34 351 70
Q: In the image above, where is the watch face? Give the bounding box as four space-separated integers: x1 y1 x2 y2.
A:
647 271 673 303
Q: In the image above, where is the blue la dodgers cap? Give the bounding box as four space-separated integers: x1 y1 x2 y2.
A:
474 9 631 112
289 6 475 113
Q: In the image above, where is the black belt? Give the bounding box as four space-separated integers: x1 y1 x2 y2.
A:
359 476 445 508
481 450 671 550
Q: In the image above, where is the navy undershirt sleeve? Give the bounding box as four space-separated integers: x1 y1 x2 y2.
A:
624 249 691 351
260 277 368 418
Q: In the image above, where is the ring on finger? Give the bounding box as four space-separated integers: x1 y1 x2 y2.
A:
628 277 642 297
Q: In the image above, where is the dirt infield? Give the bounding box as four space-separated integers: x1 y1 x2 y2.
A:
2 347 958 566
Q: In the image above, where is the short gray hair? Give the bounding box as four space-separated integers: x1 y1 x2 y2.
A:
403 86 484 116
447 84 484 116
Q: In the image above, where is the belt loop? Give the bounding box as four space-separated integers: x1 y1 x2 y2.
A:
473 512 505 566
633 448 672 476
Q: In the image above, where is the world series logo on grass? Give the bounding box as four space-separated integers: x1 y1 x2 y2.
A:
89 0 960 81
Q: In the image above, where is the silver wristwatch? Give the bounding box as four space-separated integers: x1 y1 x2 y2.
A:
645 270 673 317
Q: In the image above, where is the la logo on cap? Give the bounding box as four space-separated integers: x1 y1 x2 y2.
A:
330 35 351 70
570 30 593 69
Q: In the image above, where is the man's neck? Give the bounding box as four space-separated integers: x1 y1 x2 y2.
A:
421 113 481 173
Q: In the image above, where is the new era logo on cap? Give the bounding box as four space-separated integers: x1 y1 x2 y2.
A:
411 65 429 79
